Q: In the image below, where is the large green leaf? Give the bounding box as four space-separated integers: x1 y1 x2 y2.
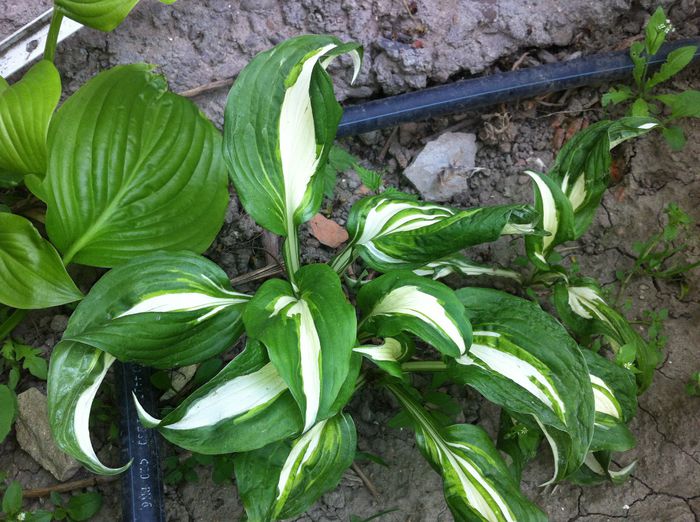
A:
235 412 356 521
134 341 302 454
0 60 61 185
453 287 595 483
357 271 472 358
223 35 361 242
60 251 247 368
47 342 127 474
387 382 547 522
0 213 82 309
334 192 538 272
44 64 228 268
244 264 356 432
55 0 176 32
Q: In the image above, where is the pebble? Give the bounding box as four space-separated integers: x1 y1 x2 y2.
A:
49 315 69 334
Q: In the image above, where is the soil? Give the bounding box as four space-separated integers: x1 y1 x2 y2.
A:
1 1 700 521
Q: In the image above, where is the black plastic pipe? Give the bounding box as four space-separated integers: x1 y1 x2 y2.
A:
115 37 699 522
116 363 165 522
337 38 700 136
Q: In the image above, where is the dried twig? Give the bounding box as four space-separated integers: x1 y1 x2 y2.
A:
178 78 233 98
351 462 381 500
23 476 119 499
230 263 284 286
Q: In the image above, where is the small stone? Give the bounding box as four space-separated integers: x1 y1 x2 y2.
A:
403 132 477 201
49 315 69 334
15 388 80 481
308 214 349 248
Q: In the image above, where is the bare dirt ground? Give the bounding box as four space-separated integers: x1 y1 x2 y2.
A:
1 0 699 520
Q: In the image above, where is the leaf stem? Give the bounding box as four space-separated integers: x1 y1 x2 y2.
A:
43 10 64 63
0 309 29 341
282 229 300 287
329 244 355 274
401 360 447 373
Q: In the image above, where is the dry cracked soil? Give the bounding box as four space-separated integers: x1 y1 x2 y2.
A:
1 0 699 521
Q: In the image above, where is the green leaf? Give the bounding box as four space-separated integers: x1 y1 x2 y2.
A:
2 480 22 516
44 64 228 268
133 341 302 454
630 97 649 117
338 192 538 272
47 342 128 474
357 271 472 358
234 412 357 521
496 411 542 482
601 86 633 107
353 336 413 379
647 46 697 89
645 7 669 55
414 255 522 283
453 288 595 483
60 252 248 368
244 264 357 431
387 382 547 522
0 213 82 309
0 60 61 184
0 384 16 443
65 492 103 521
326 146 383 192
223 36 362 239
661 125 686 151
55 0 174 31
27 510 54 522
630 42 646 89
656 90 700 119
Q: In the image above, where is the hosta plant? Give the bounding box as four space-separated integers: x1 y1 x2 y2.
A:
0 3 690 521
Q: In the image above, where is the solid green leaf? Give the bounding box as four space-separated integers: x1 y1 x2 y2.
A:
336 192 538 272
601 86 633 107
630 42 646 89
234 412 356 521
453 288 595 483
48 342 128 474
357 271 472 358
133 341 302 454
645 6 669 55
244 264 357 431
223 36 362 239
661 125 686 150
647 46 697 89
0 213 82 309
0 384 16 444
60 251 248 368
387 382 547 522
2 480 22 516
44 64 228 268
0 60 61 184
656 90 700 119
55 0 175 31
630 97 649 117
65 492 103 521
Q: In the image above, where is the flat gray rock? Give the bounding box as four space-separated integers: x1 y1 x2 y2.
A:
16 387 80 481
404 132 477 201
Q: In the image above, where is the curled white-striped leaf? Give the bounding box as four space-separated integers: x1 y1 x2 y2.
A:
387 382 547 521
358 271 472 358
244 264 357 432
60 252 249 368
414 255 522 283
224 35 362 239
333 192 538 272
48 342 128 474
235 412 357 521
353 336 413 379
133 341 302 454
452 287 595 484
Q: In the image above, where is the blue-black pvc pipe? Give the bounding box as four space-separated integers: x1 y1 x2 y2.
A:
337 38 700 136
115 37 699 522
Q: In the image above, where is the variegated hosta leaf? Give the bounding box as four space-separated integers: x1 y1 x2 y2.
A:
223 35 361 241
387 382 547 522
523 170 575 268
452 287 595 483
47 342 127 474
235 412 356 521
357 271 472 358
134 341 302 454
334 192 538 272
55 0 176 32
552 117 658 238
59 251 248 368
0 60 60 187
570 451 637 486
353 335 413 378
414 255 522 283
554 282 659 392
244 264 357 432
